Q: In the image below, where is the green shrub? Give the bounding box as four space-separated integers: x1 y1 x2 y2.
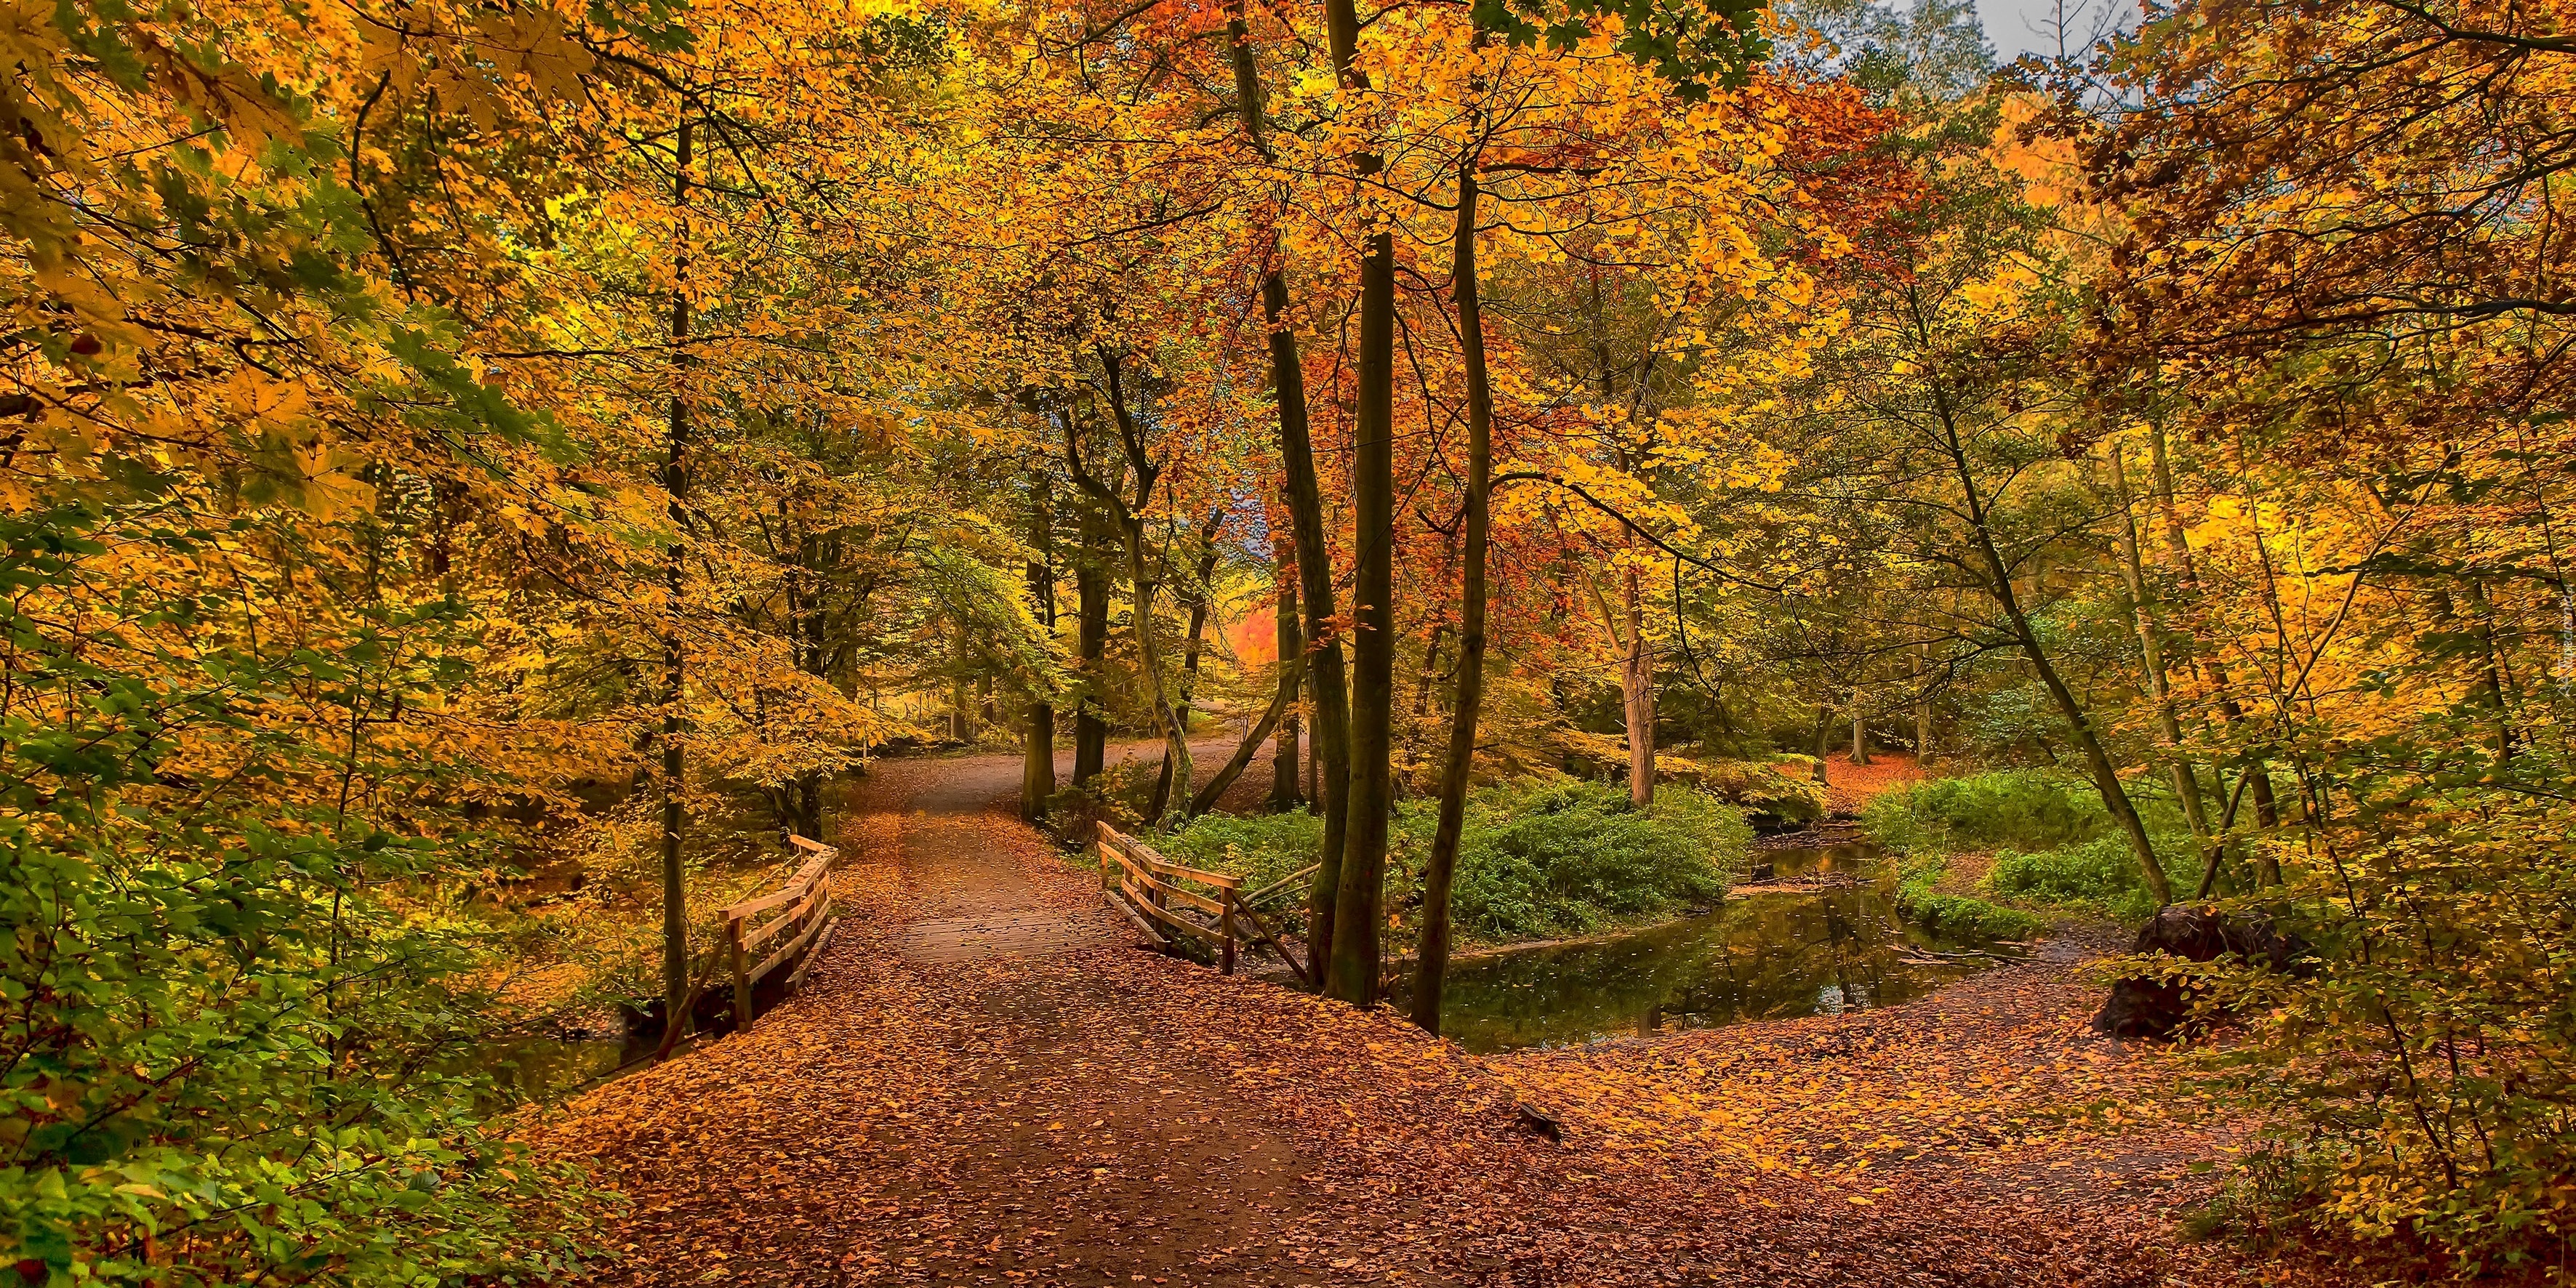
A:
1986 834 2181 924
1864 768 2196 925
1893 858 2046 941
1861 768 2102 855
1165 777 1748 946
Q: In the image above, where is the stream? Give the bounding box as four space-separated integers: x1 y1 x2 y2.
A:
1387 839 2016 1053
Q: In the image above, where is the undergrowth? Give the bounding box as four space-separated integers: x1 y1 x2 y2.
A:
1163 776 1749 947
1863 769 2195 925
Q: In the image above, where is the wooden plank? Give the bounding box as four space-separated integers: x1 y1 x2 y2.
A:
752 887 833 981
1104 888 1168 946
1099 822 1243 890
1227 895 1309 986
1123 866 1227 917
742 882 827 956
721 853 831 920
787 835 837 858
787 918 838 991
1122 876 1219 942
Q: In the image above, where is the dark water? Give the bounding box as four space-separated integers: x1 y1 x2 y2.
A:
476 1034 641 1108
1391 843 2011 1053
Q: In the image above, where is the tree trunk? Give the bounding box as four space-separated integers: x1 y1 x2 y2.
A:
1190 676 1296 817
1227 0 1351 975
1271 518 1304 810
1934 379 2172 907
1023 465 1058 821
1620 563 1654 805
1413 155 1491 1037
657 113 694 1032
1072 469 1112 791
1913 640 1933 757
1089 355 1194 832
2108 445 2216 872
1153 516 1224 820
1851 692 1869 765
1326 0 1397 1000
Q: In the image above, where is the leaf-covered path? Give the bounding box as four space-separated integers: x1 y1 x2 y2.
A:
545 750 2333 1287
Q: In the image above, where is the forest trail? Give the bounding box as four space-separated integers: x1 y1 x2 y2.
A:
547 746 2294 1288
554 742 1461 1288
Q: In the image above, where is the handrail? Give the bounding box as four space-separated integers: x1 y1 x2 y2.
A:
725 839 839 1026
1096 821 1307 981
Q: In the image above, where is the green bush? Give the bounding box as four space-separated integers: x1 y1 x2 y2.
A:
1893 858 2046 941
1863 768 2196 925
1986 834 2179 924
1861 768 2102 855
1165 777 1748 946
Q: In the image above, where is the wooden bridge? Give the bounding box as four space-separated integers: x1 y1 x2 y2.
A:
721 834 840 1023
1095 821 1314 982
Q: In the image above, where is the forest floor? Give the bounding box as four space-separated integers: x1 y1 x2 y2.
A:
539 744 2362 1288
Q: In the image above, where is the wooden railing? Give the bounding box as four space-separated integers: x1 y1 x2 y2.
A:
1096 821 1316 983
722 834 840 1024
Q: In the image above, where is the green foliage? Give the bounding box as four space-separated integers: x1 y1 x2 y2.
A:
1891 858 2045 941
1861 768 2100 855
1986 835 2180 925
1168 778 1747 946
0 504 597 1285
1865 770 2194 924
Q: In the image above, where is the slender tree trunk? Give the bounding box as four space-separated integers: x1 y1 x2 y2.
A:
1934 379 2172 906
1852 691 1869 765
1227 1 1350 974
2108 445 2216 871
1072 474 1112 790
1621 563 1654 805
1153 518 1224 819
1413 155 1491 1036
1913 640 1933 757
1325 0 1397 1002
658 113 694 1033
1190 677 1296 817
1089 355 1195 830
1271 518 1304 810
1023 465 1058 821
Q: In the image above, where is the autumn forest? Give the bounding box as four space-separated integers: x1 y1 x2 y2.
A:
6 0 2574 1280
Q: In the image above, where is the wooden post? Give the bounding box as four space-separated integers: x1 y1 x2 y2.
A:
728 917 753 1030
1220 899 1237 975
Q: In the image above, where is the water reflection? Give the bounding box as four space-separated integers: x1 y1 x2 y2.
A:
1390 845 2007 1053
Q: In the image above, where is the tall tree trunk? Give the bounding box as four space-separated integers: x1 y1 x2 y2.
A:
1088 355 1193 831
1934 379 2172 906
1914 639 1933 757
657 113 694 1034
1271 518 1304 809
1153 516 1224 820
1228 1 1350 974
1072 470 1112 791
1851 689 1869 765
1023 465 1058 821
1618 563 1654 805
2108 445 2215 871
1413 155 1491 1037
1326 0 1396 1003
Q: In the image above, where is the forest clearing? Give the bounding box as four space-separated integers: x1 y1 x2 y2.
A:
8 0 2575 1280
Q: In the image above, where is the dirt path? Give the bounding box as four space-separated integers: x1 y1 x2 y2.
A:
547 746 2331 1288
554 744 1449 1288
